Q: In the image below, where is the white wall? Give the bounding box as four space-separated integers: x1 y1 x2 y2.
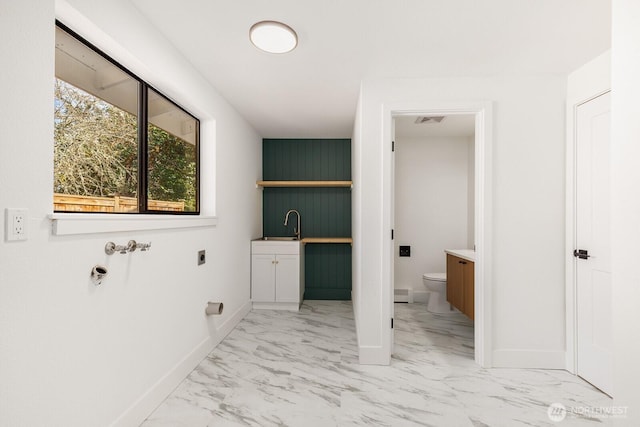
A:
351 86 363 348
353 76 568 367
393 135 471 299
612 0 640 423
0 1 262 426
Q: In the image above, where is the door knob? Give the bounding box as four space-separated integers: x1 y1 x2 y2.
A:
573 249 591 260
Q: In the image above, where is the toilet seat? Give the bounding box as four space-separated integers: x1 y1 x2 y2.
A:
423 273 446 282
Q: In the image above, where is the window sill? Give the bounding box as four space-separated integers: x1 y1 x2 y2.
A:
49 213 218 236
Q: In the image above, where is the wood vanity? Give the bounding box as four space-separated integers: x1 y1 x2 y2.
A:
445 249 475 321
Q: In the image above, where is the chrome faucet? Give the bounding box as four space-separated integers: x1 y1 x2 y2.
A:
284 209 301 240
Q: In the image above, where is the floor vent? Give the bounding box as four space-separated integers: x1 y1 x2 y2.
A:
394 288 414 303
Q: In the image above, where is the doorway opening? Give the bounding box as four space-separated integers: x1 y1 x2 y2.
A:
392 114 476 358
382 102 493 367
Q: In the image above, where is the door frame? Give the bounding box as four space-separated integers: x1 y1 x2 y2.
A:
382 101 493 367
565 89 611 374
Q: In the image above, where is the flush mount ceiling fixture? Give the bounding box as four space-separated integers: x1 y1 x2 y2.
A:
249 21 298 54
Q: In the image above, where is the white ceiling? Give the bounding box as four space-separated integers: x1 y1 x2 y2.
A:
395 115 475 139
131 0 611 138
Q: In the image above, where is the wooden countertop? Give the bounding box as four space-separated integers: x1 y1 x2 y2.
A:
302 237 353 244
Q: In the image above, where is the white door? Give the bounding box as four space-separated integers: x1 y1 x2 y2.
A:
251 254 276 302
576 91 612 396
275 254 299 303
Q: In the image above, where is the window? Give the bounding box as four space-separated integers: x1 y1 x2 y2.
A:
54 23 199 214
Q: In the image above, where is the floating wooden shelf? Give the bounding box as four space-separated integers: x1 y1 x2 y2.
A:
301 237 353 245
257 180 352 188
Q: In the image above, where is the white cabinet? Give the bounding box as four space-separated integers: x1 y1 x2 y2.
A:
251 240 304 311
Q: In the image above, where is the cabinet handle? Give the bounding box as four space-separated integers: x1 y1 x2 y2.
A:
459 261 467 264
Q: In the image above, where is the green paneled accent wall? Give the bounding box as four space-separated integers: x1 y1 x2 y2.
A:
263 139 351 180
304 244 352 300
263 139 352 300
263 187 351 237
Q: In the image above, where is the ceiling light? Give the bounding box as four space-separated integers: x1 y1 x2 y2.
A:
250 21 298 54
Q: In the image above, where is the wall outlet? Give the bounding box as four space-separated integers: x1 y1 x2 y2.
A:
5 208 28 241
198 250 206 265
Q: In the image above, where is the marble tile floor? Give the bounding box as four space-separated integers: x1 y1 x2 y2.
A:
141 301 612 427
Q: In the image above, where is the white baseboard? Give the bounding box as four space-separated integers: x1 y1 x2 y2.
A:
111 299 252 427
252 301 301 311
215 299 252 338
353 291 391 365
412 289 429 303
358 345 390 365
351 291 360 347
351 292 388 365
492 349 565 369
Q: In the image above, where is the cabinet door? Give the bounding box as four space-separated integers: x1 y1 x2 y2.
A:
446 254 464 311
251 254 276 302
463 261 475 320
275 254 300 303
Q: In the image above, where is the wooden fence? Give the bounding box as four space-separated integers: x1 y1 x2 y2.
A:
54 193 185 212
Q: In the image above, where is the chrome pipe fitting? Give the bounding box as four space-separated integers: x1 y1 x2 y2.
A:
105 240 151 255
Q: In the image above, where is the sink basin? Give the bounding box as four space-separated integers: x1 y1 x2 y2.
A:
260 236 299 241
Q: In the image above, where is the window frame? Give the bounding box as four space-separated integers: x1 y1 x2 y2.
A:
54 20 200 215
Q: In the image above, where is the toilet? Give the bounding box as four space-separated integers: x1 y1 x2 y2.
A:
423 273 454 313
